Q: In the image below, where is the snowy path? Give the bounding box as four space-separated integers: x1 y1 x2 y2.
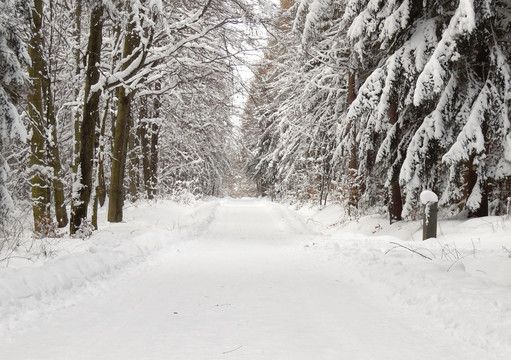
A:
1 199 500 359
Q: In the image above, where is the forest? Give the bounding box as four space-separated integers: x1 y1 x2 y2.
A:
244 0 511 223
2 2 511 357
0 0 266 238
1 0 511 242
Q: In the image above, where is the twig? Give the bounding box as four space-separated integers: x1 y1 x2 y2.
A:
386 242 433 260
306 218 321 225
446 257 465 272
222 345 243 354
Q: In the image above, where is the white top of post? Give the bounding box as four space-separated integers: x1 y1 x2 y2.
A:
420 190 438 205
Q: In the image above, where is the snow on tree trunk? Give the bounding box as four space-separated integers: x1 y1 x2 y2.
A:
70 3 104 234
108 2 143 223
28 0 52 234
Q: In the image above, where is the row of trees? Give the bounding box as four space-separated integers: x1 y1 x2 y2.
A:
0 0 263 236
244 0 511 222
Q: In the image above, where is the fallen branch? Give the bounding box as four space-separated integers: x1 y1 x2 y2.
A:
386 242 433 260
222 345 243 354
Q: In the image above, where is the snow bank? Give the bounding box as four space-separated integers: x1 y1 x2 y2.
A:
0 199 219 340
296 204 511 359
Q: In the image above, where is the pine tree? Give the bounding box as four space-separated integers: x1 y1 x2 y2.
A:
245 0 511 221
409 0 511 217
243 1 297 198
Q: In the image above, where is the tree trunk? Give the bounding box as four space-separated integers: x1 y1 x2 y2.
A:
149 121 160 199
347 71 357 170
40 0 68 228
466 156 489 218
28 0 51 233
140 91 160 199
128 113 140 200
346 71 359 210
388 101 403 223
72 0 82 177
92 97 109 230
139 103 153 199
108 87 133 222
347 71 356 107
148 83 161 199
465 42 490 217
45 78 68 228
40 2 68 228
108 5 142 222
70 3 104 234
97 98 108 209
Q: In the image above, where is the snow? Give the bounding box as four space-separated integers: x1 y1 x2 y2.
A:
0 200 219 341
380 0 410 43
8 105 26 142
420 190 438 205
1 198 511 359
300 0 334 45
413 0 476 106
295 202 511 358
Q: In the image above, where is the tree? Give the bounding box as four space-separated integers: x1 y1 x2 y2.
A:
0 0 27 223
27 0 53 233
336 0 436 222
24 0 74 234
108 0 156 222
70 1 105 234
106 0 260 221
139 84 161 200
244 0 298 199
0 0 275 239
42 0 69 228
411 0 511 217
246 0 511 221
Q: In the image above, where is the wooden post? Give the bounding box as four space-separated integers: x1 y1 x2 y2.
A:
423 201 438 240
420 190 438 240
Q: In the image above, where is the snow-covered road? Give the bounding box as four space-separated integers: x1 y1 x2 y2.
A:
0 199 502 359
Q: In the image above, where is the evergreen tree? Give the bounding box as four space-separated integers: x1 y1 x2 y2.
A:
411 0 511 217
246 0 511 221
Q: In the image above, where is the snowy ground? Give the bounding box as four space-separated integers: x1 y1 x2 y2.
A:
1 198 510 359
